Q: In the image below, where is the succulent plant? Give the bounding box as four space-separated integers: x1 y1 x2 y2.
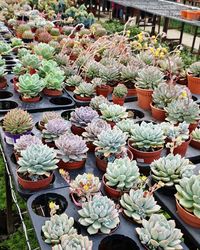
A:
100 103 128 123
41 112 61 125
105 158 140 191
18 144 58 178
12 63 26 76
158 55 184 77
11 37 23 47
53 234 93 250
44 70 65 90
84 60 100 79
137 51 154 65
0 65 6 78
42 214 77 244
82 118 111 142
99 63 120 86
21 54 40 69
91 77 106 88
0 41 11 55
78 195 120 234
115 119 135 136
74 82 95 97
18 48 31 59
55 134 88 162
165 98 200 124
151 154 195 186
175 175 200 218
37 31 52 43
3 109 33 135
70 173 101 197
189 61 200 77
120 189 161 223
38 59 58 78
136 66 165 90
22 30 34 40
136 214 183 249
34 43 55 60
120 63 139 84
50 28 60 36
113 84 128 98
65 75 83 87
16 24 30 36
42 118 71 143
191 127 200 141
14 134 42 153
152 83 182 109
18 73 45 98
70 107 99 128
89 95 110 111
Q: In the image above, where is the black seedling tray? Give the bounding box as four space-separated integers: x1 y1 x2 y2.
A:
26 187 190 250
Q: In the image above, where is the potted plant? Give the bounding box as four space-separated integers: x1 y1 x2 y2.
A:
42 118 71 148
55 134 88 170
70 173 101 206
3 109 33 145
38 111 61 131
34 43 55 60
89 95 110 113
17 144 58 190
165 97 200 133
135 66 165 110
22 30 34 43
50 27 60 38
0 65 7 89
112 84 128 106
191 127 200 149
128 121 165 164
70 106 99 135
136 214 183 249
84 60 100 82
21 54 40 74
16 24 30 38
103 157 140 200
82 118 110 151
92 77 110 98
37 31 52 43
74 82 95 101
65 75 83 92
38 59 58 78
18 73 45 102
12 63 26 90
175 175 200 228
187 61 200 94
151 83 181 122
14 134 42 161
120 189 161 224
115 119 136 138
78 195 120 234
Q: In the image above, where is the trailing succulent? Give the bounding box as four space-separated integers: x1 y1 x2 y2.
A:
42 213 77 244
130 121 165 151
191 127 200 141
74 82 95 97
175 175 200 218
151 154 195 187
55 134 88 162
70 107 99 128
136 214 183 250
14 135 42 153
3 109 33 135
115 119 135 137
82 118 111 142
89 95 110 111
105 158 140 191
42 118 71 143
17 144 58 179
100 103 128 123
78 195 120 234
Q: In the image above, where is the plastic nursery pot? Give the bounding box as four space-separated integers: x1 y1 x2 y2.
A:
112 95 125 106
21 95 41 103
0 91 13 99
128 139 163 164
4 130 32 145
127 88 137 97
176 199 200 228
86 141 96 152
186 10 200 20
106 121 116 128
65 85 75 92
71 124 85 136
180 10 188 19
0 77 7 89
102 175 123 200
43 88 62 97
41 138 56 149
167 136 191 157
190 138 200 149
57 159 86 170
177 77 188 86
189 122 198 134
17 172 53 190
98 234 140 250
136 87 153 110
74 94 92 102
150 103 166 122
187 74 200 94
96 85 110 97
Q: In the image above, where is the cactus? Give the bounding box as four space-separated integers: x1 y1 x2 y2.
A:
37 31 52 43
14 135 42 153
100 103 128 123
78 195 120 234
74 82 95 97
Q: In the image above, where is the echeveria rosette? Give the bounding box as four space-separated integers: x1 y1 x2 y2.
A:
136 214 183 250
189 61 200 77
100 103 128 123
74 82 95 97
41 111 61 125
191 128 200 142
14 134 42 153
115 119 136 137
89 95 110 111
78 195 120 234
44 70 65 90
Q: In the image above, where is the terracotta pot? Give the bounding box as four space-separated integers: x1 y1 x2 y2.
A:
96 86 110 97
189 122 198 134
86 141 96 152
136 87 153 110
106 121 116 128
17 172 53 190
57 159 86 170
186 10 200 20
102 175 123 200
65 86 75 92
168 136 191 157
74 94 92 102
190 138 200 149
177 77 188 85
181 10 188 19
0 77 7 89
188 74 200 94
150 103 166 122
42 138 56 148
127 88 137 96
71 124 85 135
21 95 40 103
128 139 163 164
29 68 36 75
176 199 200 228
112 95 125 106
43 88 62 97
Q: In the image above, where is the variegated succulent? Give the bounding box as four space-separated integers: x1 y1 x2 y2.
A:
188 61 200 77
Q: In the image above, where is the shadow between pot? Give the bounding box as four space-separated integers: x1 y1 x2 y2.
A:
127 109 145 119
0 100 18 110
61 110 75 120
50 97 73 105
0 91 13 99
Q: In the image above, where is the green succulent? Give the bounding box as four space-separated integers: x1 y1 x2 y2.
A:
100 103 128 123
191 127 200 141
137 51 154 65
44 70 65 90
130 121 165 151
0 65 6 78
84 60 100 79
78 195 120 234
39 59 58 77
34 43 55 60
120 189 161 223
158 55 184 76
136 214 183 250
18 48 31 59
165 98 200 124
120 63 139 83
89 95 110 111
65 75 83 87
74 82 95 97
105 158 139 191
0 41 11 55
18 73 45 98
41 111 61 125
42 214 77 244
113 84 128 98
22 30 34 40
115 119 135 136
175 175 200 218
151 154 195 187
189 61 200 77
12 63 26 76
21 54 40 69
50 28 60 36
17 144 58 177
11 38 23 47
99 64 120 85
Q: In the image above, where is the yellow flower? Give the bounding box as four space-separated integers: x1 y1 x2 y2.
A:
137 33 143 42
151 36 156 39
181 91 187 98
149 47 155 53
159 52 165 59
141 175 147 181
49 201 56 209
59 169 65 176
83 185 89 191
126 30 131 37
155 50 160 57
162 48 168 54
87 173 93 180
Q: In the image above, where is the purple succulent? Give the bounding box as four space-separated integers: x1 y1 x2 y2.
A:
14 134 42 153
70 107 99 128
